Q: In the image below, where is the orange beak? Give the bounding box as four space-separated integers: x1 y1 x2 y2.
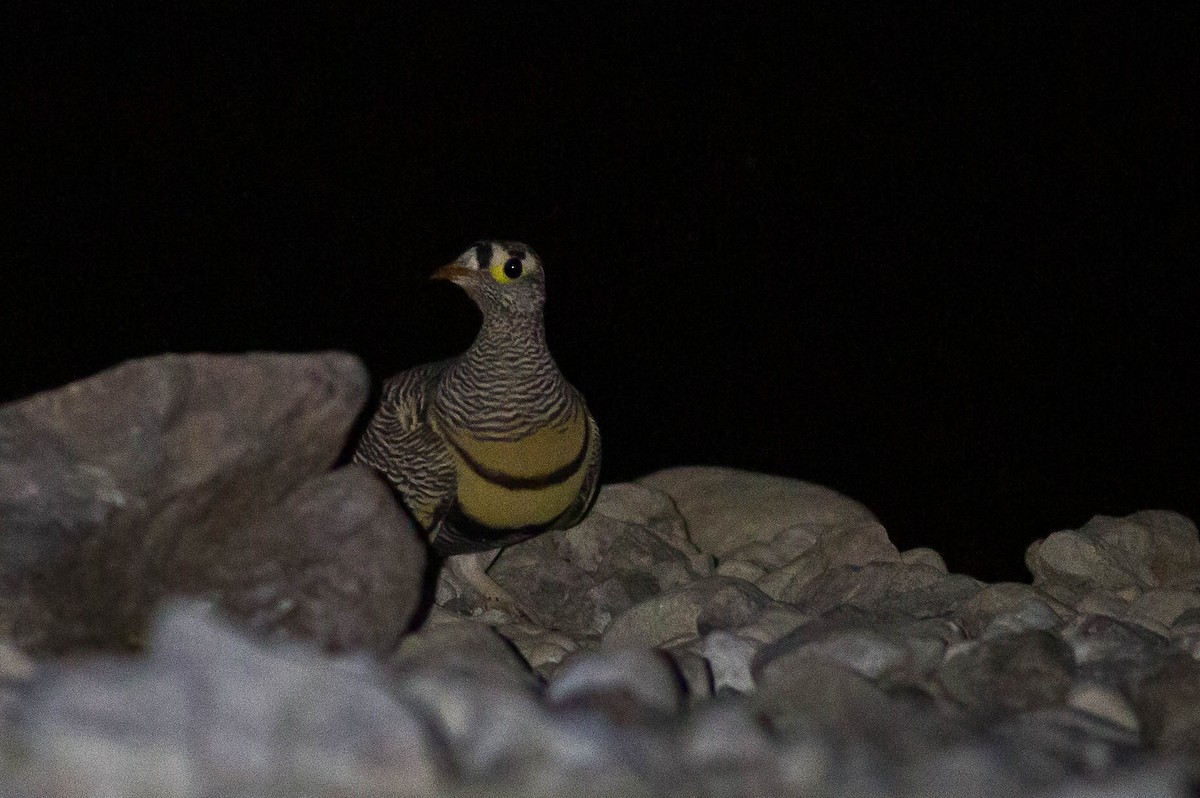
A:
430 263 474 282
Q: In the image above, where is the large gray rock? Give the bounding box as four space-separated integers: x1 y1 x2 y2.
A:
1026 511 1200 608
727 520 904 601
790 560 984 617
546 648 684 722
601 576 774 651
677 700 784 796
476 483 713 639
1062 614 1170 698
752 647 949 743
1120 588 1200 636
958 582 1065 638
937 630 1075 716
395 668 656 795
4 447 1194 797
209 464 426 655
1133 654 1200 752
754 606 963 694
387 606 536 691
990 707 1148 786
637 466 877 559
0 352 428 653
10 602 443 797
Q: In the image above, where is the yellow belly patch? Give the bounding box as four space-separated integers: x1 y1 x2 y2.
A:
456 462 586 528
443 413 586 479
437 411 589 529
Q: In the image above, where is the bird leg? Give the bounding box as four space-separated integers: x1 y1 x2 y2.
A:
443 550 541 625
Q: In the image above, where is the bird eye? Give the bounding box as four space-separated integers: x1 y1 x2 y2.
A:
503 257 524 279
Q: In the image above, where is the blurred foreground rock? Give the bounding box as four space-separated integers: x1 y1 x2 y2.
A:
2 357 1198 796
0 352 426 654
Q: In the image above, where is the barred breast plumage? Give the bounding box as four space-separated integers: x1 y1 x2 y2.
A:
355 241 602 578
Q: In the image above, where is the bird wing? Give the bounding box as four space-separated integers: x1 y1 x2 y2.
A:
549 407 603 531
354 360 457 530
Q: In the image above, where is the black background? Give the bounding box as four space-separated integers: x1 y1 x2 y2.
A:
4 4 1196 582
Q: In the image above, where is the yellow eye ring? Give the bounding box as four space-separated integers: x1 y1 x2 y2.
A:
490 257 524 283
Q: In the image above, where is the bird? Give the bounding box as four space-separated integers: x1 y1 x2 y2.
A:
354 241 602 620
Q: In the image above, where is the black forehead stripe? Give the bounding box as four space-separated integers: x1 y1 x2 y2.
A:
474 243 493 269
507 249 526 260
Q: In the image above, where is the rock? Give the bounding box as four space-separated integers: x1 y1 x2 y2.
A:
1061 614 1169 695
546 648 684 721
692 630 759 693
958 582 1065 638
754 607 960 693
991 707 1147 785
0 637 34 681
678 700 783 795
667 649 715 704
773 735 836 796
937 630 1075 716
1044 766 1191 798
0 351 370 653
1134 654 1200 752
2 445 1196 796
732 605 812 644
1068 681 1141 733
1075 588 1133 619
396 668 652 794
208 464 426 655
899 743 1024 798
491 620 582 679
789 560 983 617
900 546 948 572
1168 607 1200 659
768 621 911 684
748 521 902 601
1121 588 1200 635
637 466 876 559
753 651 894 735
1026 511 1200 604
601 576 773 651
465 483 712 639
11 602 442 796
752 648 961 752
387 606 536 691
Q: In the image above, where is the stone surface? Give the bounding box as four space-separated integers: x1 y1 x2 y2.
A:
209 464 426 655
0 351 381 652
2 379 1198 798
1121 588 1200 635
386 606 536 691
638 466 877 559
691 630 759 693
756 606 961 693
601 576 774 651
753 650 922 738
467 482 713 639
958 581 1065 638
937 630 1075 715
1062 614 1169 696
1026 511 1200 606
1134 654 1200 753
1068 681 1141 733
747 520 904 601
547 648 684 721
900 546 948 571
10 602 442 797
790 560 983 616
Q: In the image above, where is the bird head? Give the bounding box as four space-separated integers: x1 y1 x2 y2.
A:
431 240 546 316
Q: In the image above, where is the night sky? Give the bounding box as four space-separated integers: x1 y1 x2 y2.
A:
5 5 1196 582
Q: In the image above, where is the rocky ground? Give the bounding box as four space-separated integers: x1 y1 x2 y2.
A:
1 351 1198 797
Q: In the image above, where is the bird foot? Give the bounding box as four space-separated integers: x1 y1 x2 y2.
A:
443 551 544 626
